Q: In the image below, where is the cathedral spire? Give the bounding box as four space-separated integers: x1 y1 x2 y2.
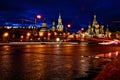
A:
59 13 61 19
58 13 62 24
94 15 97 21
92 13 98 26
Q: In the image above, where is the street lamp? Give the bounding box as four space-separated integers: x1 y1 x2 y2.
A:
39 32 43 36
26 32 31 41
67 24 71 28
27 32 31 37
35 14 42 24
66 24 71 35
3 32 9 42
3 32 9 37
37 15 42 19
81 28 84 31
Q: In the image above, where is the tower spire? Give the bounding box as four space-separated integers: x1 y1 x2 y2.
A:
59 13 61 19
57 12 64 32
92 13 98 26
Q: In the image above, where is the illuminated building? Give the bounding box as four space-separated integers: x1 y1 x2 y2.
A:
40 18 48 32
87 14 111 38
105 25 111 38
51 22 56 32
57 13 64 32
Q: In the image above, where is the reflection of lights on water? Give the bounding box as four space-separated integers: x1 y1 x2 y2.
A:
81 56 84 58
56 44 60 47
95 51 119 59
25 45 31 48
81 59 85 62
81 55 95 58
115 51 119 56
62 44 75 47
81 51 119 59
3 46 10 50
88 56 91 58
95 56 99 59
5 48 9 51
108 52 112 58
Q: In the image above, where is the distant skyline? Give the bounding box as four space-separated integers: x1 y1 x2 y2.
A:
0 0 120 32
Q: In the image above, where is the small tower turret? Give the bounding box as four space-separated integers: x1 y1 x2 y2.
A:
42 18 47 28
51 21 56 32
40 18 47 32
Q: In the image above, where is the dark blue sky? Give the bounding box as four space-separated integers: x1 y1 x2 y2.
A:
0 0 120 32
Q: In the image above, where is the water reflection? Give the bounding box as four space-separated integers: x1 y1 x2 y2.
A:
0 44 119 80
95 51 119 59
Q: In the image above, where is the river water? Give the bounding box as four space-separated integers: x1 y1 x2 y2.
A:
0 43 120 80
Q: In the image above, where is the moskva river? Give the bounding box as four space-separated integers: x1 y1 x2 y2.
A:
0 43 120 80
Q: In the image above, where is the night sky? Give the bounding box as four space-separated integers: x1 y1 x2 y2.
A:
0 0 120 32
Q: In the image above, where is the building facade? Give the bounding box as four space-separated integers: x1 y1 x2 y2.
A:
87 14 110 38
56 13 64 32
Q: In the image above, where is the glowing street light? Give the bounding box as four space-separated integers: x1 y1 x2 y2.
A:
81 28 84 31
39 32 43 36
66 24 71 35
3 32 9 37
27 32 31 37
35 14 42 24
36 15 42 19
3 32 9 42
67 24 71 28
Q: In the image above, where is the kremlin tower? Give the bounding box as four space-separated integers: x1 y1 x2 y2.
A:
40 18 47 32
42 18 47 28
57 13 64 32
